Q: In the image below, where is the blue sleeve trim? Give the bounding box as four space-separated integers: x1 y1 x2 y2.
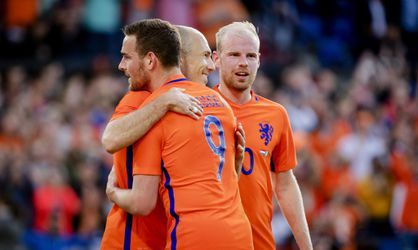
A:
124 146 134 250
162 162 179 250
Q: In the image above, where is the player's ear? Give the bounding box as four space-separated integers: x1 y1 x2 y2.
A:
179 55 184 67
145 52 157 70
213 50 220 68
257 52 261 67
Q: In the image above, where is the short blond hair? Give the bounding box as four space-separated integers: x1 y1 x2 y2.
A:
215 21 259 52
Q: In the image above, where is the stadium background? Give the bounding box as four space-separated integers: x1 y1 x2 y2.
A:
0 0 417 249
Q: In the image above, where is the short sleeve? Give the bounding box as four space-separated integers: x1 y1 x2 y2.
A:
132 121 163 176
271 107 297 172
111 91 150 121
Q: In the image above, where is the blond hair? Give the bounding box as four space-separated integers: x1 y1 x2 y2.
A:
215 21 259 52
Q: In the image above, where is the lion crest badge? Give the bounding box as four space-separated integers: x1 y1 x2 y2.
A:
259 122 273 146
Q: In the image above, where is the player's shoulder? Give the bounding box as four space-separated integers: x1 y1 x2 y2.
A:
184 82 235 114
183 80 213 92
184 81 228 101
119 90 151 106
254 94 288 114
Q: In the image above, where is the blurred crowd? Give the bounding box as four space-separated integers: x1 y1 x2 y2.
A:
0 0 417 249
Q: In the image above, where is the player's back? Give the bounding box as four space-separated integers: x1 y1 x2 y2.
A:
134 77 253 250
101 91 166 250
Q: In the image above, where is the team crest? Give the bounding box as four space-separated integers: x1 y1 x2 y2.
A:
259 122 273 146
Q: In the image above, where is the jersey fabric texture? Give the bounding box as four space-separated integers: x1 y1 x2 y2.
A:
101 90 167 250
216 85 297 250
133 75 253 250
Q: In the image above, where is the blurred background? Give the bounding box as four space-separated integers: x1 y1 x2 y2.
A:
0 0 417 249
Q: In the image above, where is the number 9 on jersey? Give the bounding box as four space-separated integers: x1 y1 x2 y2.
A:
203 115 226 181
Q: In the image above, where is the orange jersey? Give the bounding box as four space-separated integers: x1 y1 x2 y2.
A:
216 86 297 250
101 91 167 250
133 75 253 250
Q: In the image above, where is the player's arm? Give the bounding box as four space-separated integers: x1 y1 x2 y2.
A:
272 170 313 250
102 88 202 153
107 172 160 216
234 122 245 177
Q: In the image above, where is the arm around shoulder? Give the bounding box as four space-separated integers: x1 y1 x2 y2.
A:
102 88 202 154
101 97 171 153
107 174 160 216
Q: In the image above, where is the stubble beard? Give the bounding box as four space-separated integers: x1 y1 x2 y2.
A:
223 73 252 92
129 63 150 91
129 79 141 91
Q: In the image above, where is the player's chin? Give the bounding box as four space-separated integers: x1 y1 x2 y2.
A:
235 78 249 85
129 82 141 91
201 75 209 85
234 81 251 90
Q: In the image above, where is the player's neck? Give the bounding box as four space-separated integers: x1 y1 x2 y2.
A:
149 67 182 92
218 84 251 105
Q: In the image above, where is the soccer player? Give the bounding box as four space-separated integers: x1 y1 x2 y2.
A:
105 19 253 249
99 27 210 250
101 24 246 249
213 21 313 250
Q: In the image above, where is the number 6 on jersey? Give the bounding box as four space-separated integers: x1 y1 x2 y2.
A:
203 115 226 181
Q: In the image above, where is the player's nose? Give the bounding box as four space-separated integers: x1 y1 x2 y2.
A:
207 58 215 73
118 60 126 71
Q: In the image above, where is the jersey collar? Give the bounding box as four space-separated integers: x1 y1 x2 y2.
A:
163 74 188 86
214 84 258 107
